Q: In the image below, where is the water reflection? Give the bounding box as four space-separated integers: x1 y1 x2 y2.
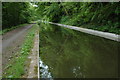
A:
39 23 119 78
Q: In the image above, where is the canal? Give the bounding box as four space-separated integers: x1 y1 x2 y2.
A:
39 23 119 78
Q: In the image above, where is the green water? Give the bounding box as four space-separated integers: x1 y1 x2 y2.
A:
39 23 119 78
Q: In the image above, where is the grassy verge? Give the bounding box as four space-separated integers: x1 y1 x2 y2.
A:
3 24 39 78
60 15 120 35
80 23 120 35
0 24 28 35
60 21 120 35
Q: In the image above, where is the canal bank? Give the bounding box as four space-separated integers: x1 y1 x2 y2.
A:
49 22 120 42
27 30 39 78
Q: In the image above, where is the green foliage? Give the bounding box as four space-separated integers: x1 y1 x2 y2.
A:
37 2 62 22
37 2 119 34
2 2 36 30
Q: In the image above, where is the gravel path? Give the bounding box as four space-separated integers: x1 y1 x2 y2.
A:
1 24 33 69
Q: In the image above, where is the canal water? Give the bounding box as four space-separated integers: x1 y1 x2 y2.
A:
39 23 119 78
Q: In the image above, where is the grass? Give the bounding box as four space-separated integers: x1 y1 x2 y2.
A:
3 24 39 78
0 24 28 35
34 66 38 74
80 24 120 35
60 16 120 35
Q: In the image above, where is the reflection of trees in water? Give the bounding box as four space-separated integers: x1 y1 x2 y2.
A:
39 23 119 78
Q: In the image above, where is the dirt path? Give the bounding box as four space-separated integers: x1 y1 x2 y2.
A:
27 30 39 78
1 24 33 69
